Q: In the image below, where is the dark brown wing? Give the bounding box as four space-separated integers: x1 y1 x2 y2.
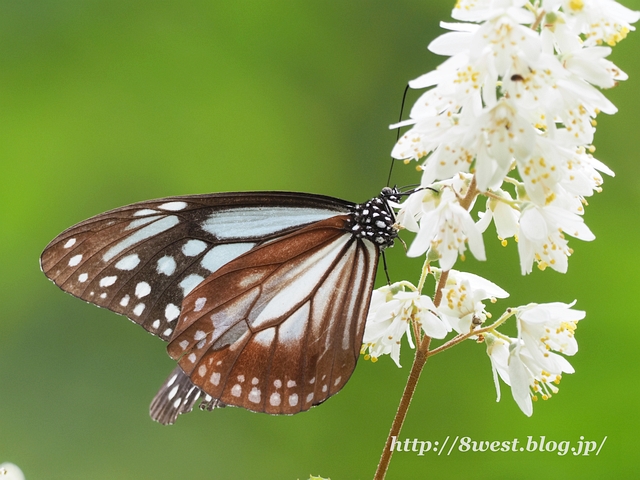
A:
40 192 351 341
157 215 379 416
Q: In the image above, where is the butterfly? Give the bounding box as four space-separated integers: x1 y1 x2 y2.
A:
40 188 399 424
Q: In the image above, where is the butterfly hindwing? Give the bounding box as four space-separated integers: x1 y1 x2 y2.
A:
40 192 352 340
163 215 379 415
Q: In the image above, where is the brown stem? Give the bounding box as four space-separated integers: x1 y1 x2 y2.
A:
459 175 478 211
531 9 546 31
373 175 480 479
432 270 449 309
373 336 431 480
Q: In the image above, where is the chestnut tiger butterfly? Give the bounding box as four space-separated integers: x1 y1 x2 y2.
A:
40 189 400 424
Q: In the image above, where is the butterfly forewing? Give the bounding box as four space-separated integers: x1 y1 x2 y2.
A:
166 216 379 414
40 192 351 340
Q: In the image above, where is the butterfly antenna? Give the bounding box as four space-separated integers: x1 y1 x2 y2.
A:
386 83 411 187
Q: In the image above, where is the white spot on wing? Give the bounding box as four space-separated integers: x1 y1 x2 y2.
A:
287 380 297 388
151 319 160 329
165 303 180 321
78 273 88 283
135 282 151 298
187 353 196 363
182 239 207 257
125 215 163 231
133 209 156 216
194 330 206 341
201 207 341 240
69 254 83 267
103 215 179 262
288 394 298 407
211 372 220 385
231 384 242 397
270 392 281 406
200 243 255 272
158 201 187 211
120 295 130 306
194 297 207 312
64 238 76 248
133 303 145 316
248 387 261 404
306 393 314 403
99 276 117 287
163 328 173 336
274 379 282 389
168 385 179 400
167 374 178 387
179 274 204 296
115 254 140 270
252 377 259 385
156 255 177 276
198 365 206 377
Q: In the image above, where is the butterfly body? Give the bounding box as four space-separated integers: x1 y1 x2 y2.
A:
41 189 398 424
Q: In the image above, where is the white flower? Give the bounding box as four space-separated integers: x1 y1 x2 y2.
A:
452 0 534 23
363 284 450 367
486 335 573 416
469 98 538 191
485 301 583 415
476 188 520 241
437 270 509 334
517 203 594 274
561 45 628 88
516 301 585 368
559 147 615 198
485 334 511 402
0 463 25 480
399 187 486 270
543 0 640 46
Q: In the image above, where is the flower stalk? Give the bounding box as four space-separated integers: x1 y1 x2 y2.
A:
363 0 638 477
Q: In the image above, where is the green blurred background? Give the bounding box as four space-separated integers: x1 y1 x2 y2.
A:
1 1 639 479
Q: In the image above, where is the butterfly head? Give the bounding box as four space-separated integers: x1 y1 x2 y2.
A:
349 188 400 249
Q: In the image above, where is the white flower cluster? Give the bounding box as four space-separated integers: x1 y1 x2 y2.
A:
394 0 637 274
363 0 636 415
362 283 450 367
486 302 585 416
